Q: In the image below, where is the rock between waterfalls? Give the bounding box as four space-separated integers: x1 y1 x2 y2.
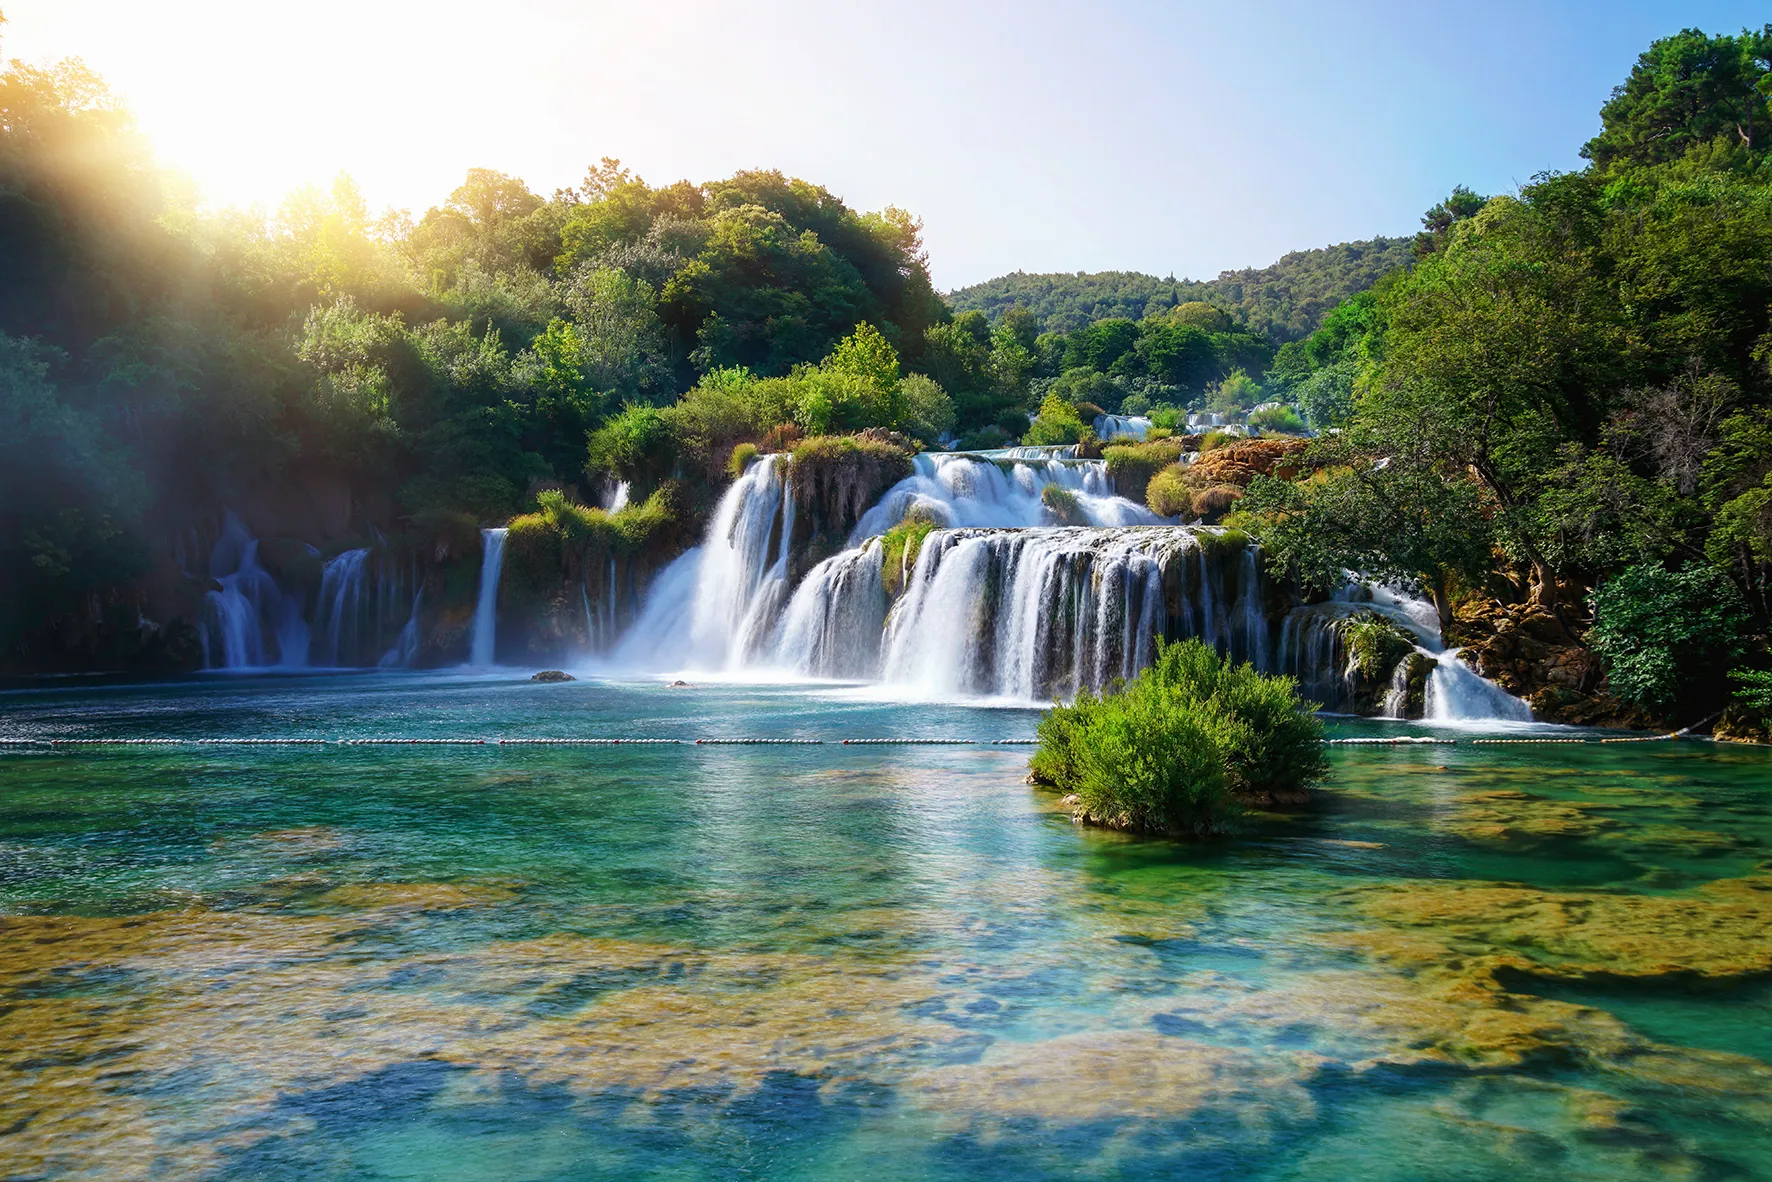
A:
531 670 575 683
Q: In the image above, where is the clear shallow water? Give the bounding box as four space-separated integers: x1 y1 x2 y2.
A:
1 673 1770 1180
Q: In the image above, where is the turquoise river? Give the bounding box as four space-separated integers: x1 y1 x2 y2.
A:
1 671 1769 1179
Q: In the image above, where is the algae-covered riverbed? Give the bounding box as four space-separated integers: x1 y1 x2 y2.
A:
1 672 1769 1179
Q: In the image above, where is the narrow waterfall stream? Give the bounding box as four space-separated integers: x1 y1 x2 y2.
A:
470 527 508 666
200 512 312 670
313 548 370 667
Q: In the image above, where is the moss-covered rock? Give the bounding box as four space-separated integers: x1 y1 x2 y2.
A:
491 486 693 665
1103 440 1185 503
1041 484 1086 526
880 508 940 598
786 432 916 575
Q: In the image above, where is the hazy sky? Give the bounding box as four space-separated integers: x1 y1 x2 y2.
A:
4 1 1766 288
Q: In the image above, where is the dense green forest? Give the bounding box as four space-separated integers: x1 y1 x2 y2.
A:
0 20 1308 656
947 237 1414 342
1237 25 1772 733
4 14 1772 735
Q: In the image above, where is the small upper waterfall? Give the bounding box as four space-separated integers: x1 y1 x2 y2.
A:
201 512 311 670
470 527 508 666
850 450 1169 541
1093 414 1152 441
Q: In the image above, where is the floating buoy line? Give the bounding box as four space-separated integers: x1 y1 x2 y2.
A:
0 733 1703 749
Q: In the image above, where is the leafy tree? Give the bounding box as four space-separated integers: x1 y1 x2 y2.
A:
1239 434 1495 621
1588 562 1750 714
1414 185 1490 257
1022 392 1089 446
1583 26 1772 174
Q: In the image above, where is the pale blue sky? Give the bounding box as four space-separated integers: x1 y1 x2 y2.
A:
4 1 1765 287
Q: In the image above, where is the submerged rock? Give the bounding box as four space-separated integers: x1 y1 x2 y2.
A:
531 670 575 683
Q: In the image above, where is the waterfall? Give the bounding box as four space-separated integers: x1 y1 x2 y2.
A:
614 454 794 671
313 548 370 666
1273 581 1533 722
873 527 1257 700
201 512 311 670
379 590 424 668
1093 414 1152 441
470 528 508 667
1426 647 1533 723
600 442 1532 718
773 540 888 679
850 451 1168 541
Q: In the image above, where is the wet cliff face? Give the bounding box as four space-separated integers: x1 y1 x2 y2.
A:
2 464 410 676
1446 601 1647 728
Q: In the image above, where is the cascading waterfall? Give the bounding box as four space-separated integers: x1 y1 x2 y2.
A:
313 548 370 667
470 528 508 667
380 590 424 668
1272 581 1533 721
850 450 1169 541
1093 414 1152 441
1426 648 1533 722
877 528 1189 699
774 540 888 679
604 443 1533 719
201 512 312 670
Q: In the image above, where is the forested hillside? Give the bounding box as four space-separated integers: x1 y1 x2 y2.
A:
947 237 1413 342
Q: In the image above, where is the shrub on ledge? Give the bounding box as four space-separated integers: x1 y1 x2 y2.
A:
1029 638 1327 837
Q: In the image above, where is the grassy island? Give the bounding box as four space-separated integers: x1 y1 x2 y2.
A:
1029 639 1327 838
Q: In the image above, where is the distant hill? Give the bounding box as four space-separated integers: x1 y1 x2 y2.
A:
947 237 1413 342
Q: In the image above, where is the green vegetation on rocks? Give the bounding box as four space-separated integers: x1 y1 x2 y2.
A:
879 508 940 597
1145 465 1190 518
1029 639 1327 838
1103 439 1185 503
1040 484 1085 525
1341 611 1416 680
727 442 759 479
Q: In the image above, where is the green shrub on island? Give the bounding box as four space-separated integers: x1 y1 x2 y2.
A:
1022 392 1090 446
1030 639 1327 837
1248 405 1308 435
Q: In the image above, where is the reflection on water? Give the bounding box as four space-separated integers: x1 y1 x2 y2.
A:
0 673 1770 1180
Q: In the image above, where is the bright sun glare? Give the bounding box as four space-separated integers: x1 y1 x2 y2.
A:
5 0 588 213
